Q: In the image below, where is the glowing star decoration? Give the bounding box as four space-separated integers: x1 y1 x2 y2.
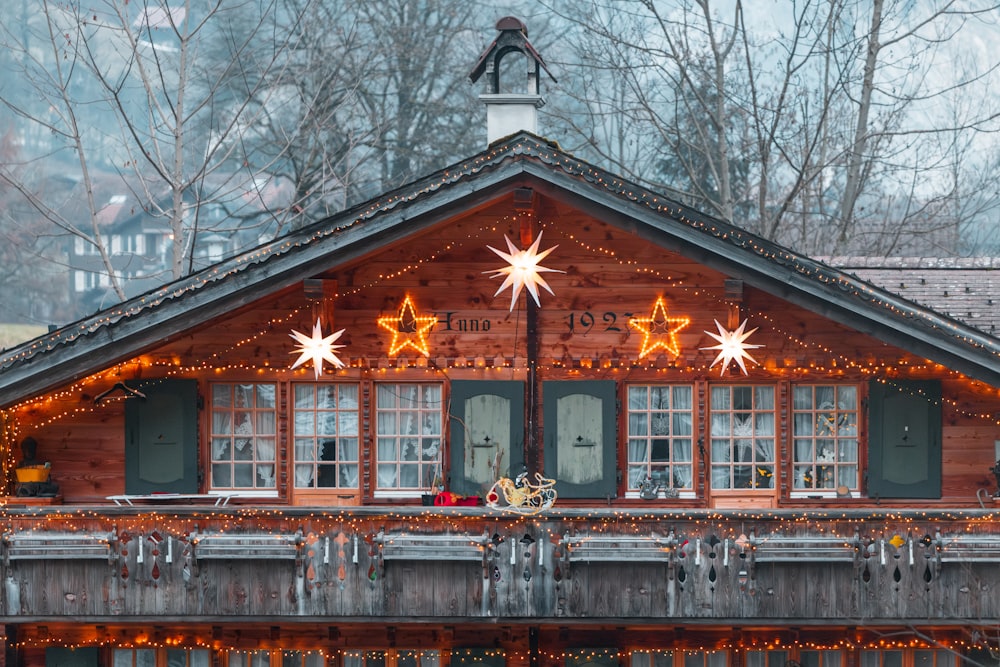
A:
485 231 564 311
377 295 436 357
629 297 691 358
700 318 763 376
289 318 347 379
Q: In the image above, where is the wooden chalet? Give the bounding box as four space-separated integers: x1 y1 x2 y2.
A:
2 16 1000 667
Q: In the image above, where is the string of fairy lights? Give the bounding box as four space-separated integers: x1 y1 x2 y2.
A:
10 631 996 654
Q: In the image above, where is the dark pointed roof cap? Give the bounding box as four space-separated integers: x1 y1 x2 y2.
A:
469 16 556 85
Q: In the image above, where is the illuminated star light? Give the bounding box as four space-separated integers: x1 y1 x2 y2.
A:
629 296 691 358
701 319 763 376
485 231 564 311
289 318 347 379
377 295 437 357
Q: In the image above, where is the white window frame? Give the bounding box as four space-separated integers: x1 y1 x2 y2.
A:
209 382 278 496
374 383 443 498
291 383 360 490
790 384 861 498
708 385 776 491
625 384 696 499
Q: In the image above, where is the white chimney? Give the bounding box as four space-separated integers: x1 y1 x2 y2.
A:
469 17 556 145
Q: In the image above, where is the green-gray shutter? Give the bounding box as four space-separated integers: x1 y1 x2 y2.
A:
124 379 199 494
868 379 941 498
543 380 617 499
448 380 524 496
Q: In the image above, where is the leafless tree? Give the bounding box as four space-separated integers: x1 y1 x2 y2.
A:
542 0 1000 256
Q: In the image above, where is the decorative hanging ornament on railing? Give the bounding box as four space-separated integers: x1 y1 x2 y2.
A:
485 231 564 311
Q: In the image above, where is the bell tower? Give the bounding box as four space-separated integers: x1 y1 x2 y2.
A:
469 17 556 145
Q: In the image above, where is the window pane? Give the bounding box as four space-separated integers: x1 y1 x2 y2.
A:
625 384 695 493
292 383 361 489
790 385 861 491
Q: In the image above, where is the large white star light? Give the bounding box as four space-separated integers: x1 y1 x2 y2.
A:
289 318 347 378
701 319 763 376
485 231 565 311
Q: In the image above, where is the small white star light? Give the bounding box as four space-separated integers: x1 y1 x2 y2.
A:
289 318 347 378
485 231 564 311
700 319 763 376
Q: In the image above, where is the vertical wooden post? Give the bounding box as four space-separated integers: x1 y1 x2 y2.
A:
2 623 15 667
516 189 540 475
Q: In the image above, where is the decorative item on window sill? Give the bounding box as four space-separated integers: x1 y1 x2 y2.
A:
485 471 557 515
638 476 680 500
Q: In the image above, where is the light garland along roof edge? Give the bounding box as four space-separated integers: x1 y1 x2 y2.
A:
1 131 999 402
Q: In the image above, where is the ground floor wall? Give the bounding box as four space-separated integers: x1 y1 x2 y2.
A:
6 623 1000 667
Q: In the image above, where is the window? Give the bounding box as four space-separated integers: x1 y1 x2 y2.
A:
745 652 788 667
631 651 675 667
627 385 694 496
280 653 326 667
210 383 277 492
344 651 440 667
800 651 842 667
113 650 156 667
682 652 727 667
792 385 859 492
292 383 360 489
375 384 442 494
709 385 775 490
113 650 209 667
229 652 271 667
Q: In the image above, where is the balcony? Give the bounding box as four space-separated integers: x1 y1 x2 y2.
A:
0 504 998 623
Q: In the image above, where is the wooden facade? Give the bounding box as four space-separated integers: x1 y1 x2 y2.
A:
2 129 1000 667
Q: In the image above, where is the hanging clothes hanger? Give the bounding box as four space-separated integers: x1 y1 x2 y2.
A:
94 381 147 404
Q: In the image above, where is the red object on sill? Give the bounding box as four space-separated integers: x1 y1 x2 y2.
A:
434 492 483 507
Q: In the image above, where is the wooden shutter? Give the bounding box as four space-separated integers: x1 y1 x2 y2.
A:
543 380 617 499
448 380 524 496
125 379 199 494
867 379 941 499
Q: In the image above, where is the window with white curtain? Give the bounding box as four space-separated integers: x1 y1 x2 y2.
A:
210 383 277 492
292 383 360 489
791 384 860 493
709 385 775 490
626 385 694 495
375 383 442 494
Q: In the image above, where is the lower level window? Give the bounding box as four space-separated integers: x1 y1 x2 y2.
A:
375 383 443 492
344 651 440 667
113 650 209 667
709 385 775 489
210 383 277 490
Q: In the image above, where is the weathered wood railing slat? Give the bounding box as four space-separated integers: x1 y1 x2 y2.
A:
2 530 117 564
189 530 303 561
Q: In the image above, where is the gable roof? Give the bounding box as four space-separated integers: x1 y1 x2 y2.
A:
824 256 1000 337
2 132 1000 406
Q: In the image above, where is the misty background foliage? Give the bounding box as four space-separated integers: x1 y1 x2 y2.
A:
1 0 999 330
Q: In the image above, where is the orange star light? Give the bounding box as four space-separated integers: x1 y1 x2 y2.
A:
629 297 691 358
377 295 436 357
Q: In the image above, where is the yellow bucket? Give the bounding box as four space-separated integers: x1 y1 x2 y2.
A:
15 466 50 483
